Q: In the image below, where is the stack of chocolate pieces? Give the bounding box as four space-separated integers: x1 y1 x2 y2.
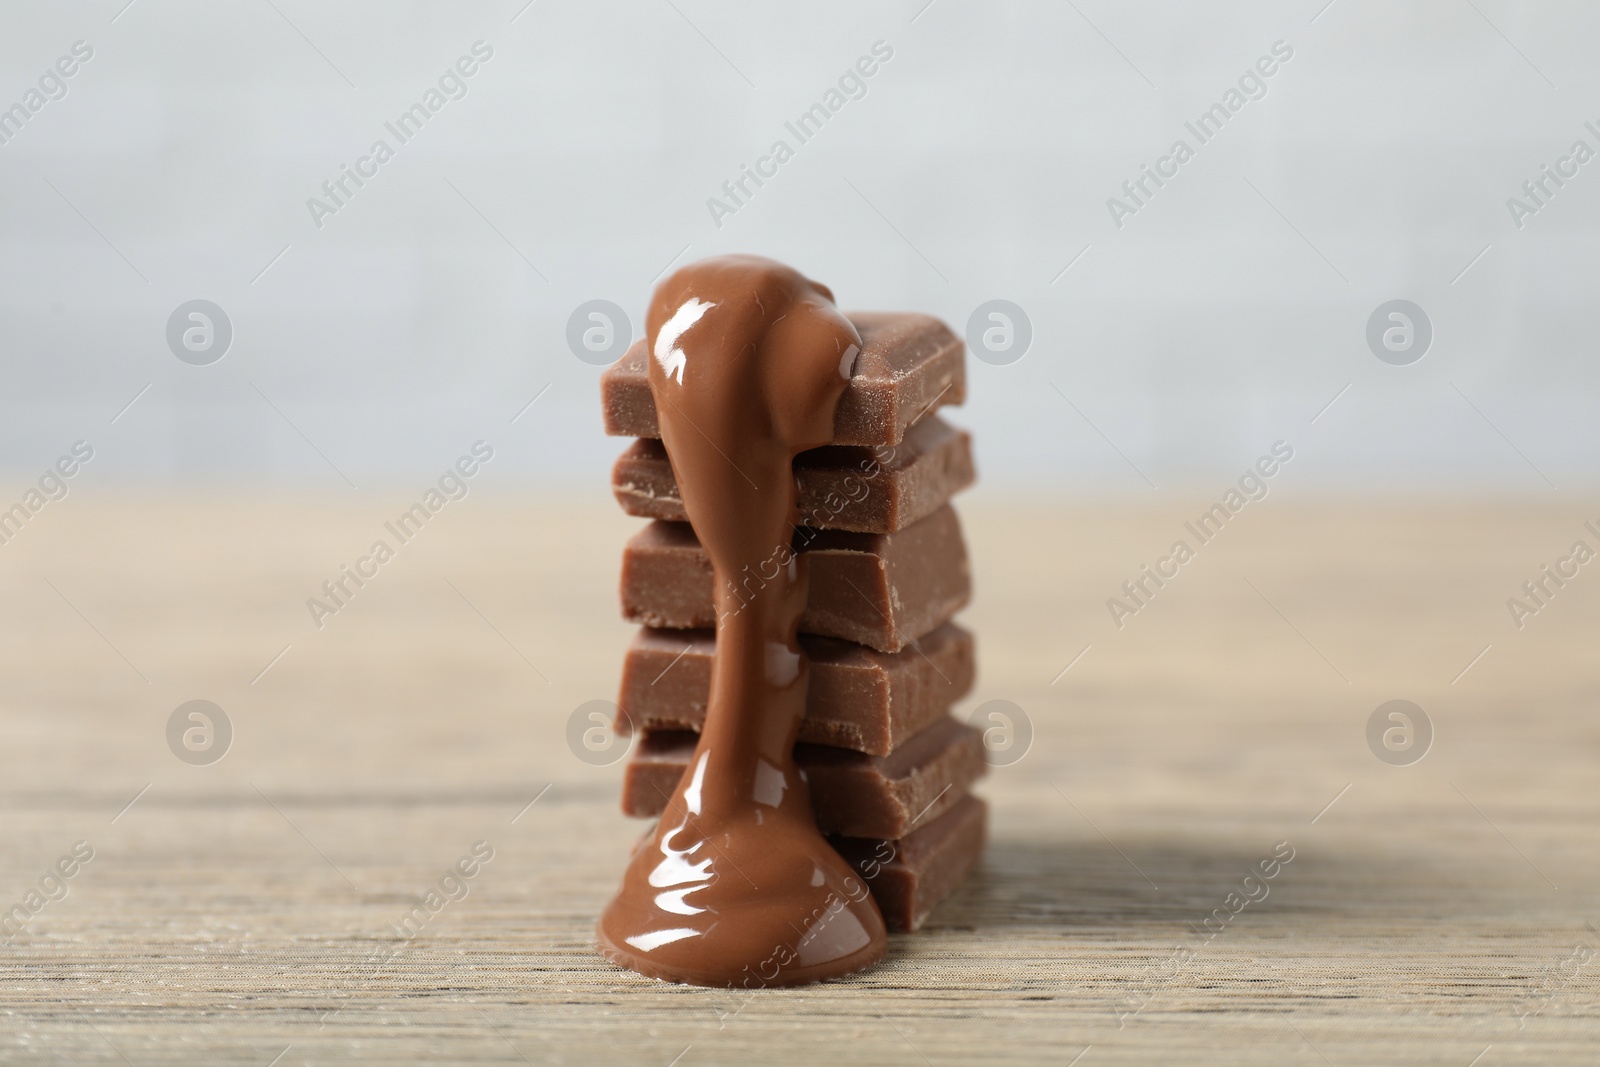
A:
599 312 985 932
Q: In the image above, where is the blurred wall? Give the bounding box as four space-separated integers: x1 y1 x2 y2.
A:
1 0 1596 492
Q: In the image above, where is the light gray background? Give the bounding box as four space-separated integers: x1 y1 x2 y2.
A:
2 0 1596 492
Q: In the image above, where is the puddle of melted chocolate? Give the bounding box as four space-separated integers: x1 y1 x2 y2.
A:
597 255 888 987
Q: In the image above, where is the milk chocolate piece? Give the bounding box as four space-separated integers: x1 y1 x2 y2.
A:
623 717 986 840
612 415 976 534
619 504 971 654
618 623 976 755
600 312 966 447
832 794 987 932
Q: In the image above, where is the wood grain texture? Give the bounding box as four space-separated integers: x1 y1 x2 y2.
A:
1 491 1596 1065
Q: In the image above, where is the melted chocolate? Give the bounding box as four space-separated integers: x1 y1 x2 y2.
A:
597 255 888 986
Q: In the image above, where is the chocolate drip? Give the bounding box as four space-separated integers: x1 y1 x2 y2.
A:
597 255 888 986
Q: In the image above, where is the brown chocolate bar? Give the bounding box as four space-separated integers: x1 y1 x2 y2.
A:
617 622 975 755
601 312 966 448
620 504 970 654
832 794 986 932
612 415 975 535
622 716 986 840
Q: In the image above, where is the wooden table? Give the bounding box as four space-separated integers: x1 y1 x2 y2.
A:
2 491 1596 1064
